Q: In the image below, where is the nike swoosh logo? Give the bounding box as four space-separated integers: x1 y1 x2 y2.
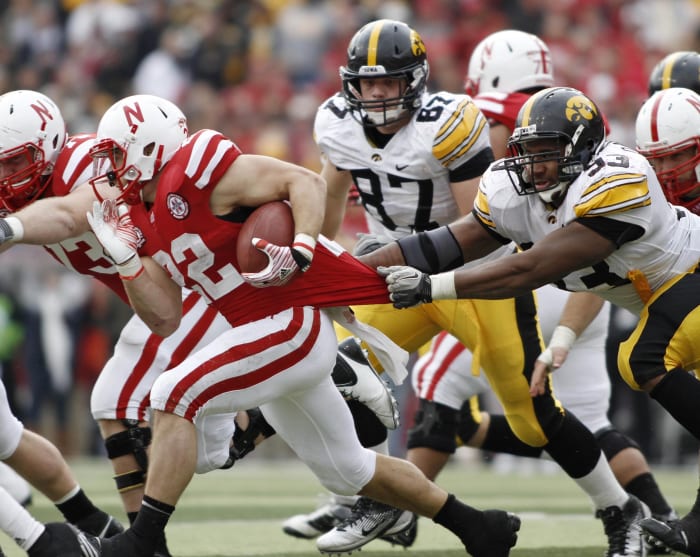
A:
396 164 409 171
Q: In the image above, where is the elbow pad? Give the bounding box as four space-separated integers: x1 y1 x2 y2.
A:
397 226 463 273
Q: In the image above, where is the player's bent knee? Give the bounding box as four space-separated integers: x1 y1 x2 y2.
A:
104 420 151 493
595 426 640 461
406 399 459 453
455 399 482 445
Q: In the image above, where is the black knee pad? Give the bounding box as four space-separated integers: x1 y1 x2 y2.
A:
406 399 459 453
104 419 151 493
455 398 481 445
348 399 387 447
595 426 640 461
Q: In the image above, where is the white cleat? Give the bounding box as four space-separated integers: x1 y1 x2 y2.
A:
332 337 400 430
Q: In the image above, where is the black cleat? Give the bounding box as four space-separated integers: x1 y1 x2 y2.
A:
463 510 521 557
27 522 100 557
641 513 700 556
596 495 649 557
74 511 124 539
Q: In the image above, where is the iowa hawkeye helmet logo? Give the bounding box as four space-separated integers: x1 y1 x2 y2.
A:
565 95 598 124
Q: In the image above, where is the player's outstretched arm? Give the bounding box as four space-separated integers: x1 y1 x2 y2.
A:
0 182 98 248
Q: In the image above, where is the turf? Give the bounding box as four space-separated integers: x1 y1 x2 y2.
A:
0 452 694 556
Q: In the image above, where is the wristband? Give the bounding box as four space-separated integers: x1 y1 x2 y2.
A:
292 233 316 272
430 271 457 300
549 325 577 350
116 256 144 281
0 216 24 243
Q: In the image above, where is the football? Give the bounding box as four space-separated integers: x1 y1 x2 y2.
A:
236 201 295 273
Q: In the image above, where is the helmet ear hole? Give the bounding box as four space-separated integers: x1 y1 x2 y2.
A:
143 142 155 156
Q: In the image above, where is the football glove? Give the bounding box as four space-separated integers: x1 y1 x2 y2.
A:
242 233 315 288
352 232 390 256
87 199 143 279
378 265 433 309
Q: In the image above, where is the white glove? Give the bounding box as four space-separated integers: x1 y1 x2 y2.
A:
87 199 143 279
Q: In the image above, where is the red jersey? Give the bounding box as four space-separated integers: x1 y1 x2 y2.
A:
44 133 161 304
473 91 529 131
149 129 391 327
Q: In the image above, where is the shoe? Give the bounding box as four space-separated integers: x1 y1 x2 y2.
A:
644 511 679 555
332 338 400 430
641 511 700 556
462 510 521 557
316 497 406 553
154 530 173 557
74 511 124 538
596 495 650 557
27 522 101 557
379 512 418 547
283 501 354 539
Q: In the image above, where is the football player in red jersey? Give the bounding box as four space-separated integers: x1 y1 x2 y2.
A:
0 90 124 556
0 90 402 556
635 86 700 555
8 93 521 557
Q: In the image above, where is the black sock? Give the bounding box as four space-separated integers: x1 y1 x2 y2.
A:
625 473 674 517
480 415 543 458
55 488 99 524
127 511 138 525
432 494 482 542
651 368 700 439
131 495 174 545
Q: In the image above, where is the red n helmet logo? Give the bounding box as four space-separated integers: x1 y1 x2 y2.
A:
122 103 145 133
30 100 54 131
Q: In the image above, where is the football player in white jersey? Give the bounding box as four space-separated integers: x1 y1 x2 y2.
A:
633 86 700 554
308 20 648 557
408 30 676 555
365 85 700 556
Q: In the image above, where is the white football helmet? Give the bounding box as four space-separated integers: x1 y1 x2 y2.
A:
465 29 554 96
0 90 66 212
635 87 700 211
90 94 188 204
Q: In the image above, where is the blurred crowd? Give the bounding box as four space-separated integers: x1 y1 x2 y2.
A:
0 0 698 462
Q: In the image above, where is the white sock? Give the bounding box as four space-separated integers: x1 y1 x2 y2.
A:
0 462 31 504
573 453 629 510
0 487 45 549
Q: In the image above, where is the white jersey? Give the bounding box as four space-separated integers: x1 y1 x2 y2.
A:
315 91 492 240
475 141 700 314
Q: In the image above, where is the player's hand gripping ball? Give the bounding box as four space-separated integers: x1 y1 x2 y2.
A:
237 201 316 287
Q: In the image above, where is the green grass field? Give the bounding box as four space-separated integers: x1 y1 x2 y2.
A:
1 453 695 556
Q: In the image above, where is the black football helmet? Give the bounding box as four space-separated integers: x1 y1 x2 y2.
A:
502 87 605 204
648 51 700 95
340 19 429 127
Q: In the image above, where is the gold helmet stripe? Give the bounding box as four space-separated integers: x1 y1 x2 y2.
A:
520 95 535 127
662 52 684 90
367 21 385 66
